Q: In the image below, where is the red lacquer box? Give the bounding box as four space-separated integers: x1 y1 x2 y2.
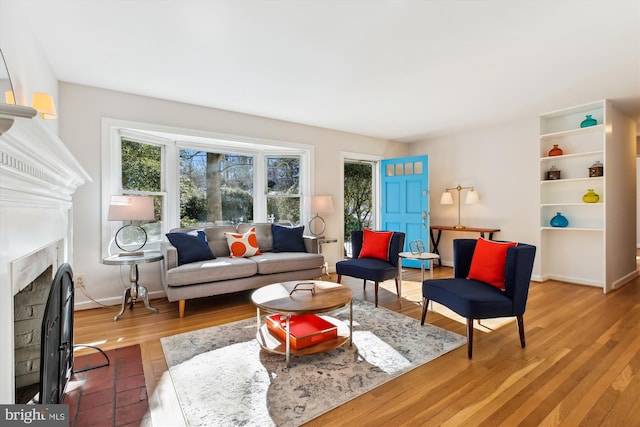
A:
266 314 338 349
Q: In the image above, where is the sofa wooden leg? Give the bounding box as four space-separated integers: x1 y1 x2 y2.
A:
467 318 474 359
420 298 429 325
395 278 399 296
178 300 185 318
337 275 342 284
363 279 367 290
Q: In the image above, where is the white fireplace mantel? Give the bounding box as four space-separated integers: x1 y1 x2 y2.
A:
0 104 91 208
0 103 91 403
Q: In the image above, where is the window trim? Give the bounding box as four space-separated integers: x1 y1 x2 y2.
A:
102 118 314 255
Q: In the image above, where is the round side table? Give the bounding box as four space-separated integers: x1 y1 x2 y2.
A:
397 251 440 301
103 251 163 321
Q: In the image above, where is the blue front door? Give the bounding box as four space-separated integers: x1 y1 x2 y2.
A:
380 155 429 268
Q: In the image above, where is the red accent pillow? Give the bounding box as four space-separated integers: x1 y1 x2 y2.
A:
467 238 517 289
358 230 393 261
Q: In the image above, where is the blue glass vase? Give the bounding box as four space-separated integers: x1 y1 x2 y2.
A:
580 115 597 128
550 212 569 227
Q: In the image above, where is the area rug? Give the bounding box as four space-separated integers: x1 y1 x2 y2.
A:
160 300 465 426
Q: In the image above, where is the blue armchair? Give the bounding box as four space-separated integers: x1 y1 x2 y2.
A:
421 238 536 358
336 230 405 307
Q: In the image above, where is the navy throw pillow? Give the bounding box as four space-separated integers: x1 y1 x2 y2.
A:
271 224 306 252
166 230 215 265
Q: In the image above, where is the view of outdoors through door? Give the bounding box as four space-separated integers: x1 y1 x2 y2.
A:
343 161 374 257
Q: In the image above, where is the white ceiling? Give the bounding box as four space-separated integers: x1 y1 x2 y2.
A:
18 0 640 141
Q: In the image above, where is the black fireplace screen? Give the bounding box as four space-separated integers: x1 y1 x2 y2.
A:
39 263 74 404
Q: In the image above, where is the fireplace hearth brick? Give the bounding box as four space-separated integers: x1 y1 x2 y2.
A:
13 266 52 390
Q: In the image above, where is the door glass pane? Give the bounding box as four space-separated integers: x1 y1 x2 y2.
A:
404 162 413 175
395 163 403 176
386 164 394 176
414 161 423 175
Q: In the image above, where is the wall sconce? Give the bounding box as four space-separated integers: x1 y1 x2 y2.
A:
440 185 479 229
31 92 57 119
108 195 155 256
306 195 334 236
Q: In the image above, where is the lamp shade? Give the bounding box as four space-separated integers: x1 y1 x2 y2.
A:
465 189 480 204
31 92 57 119
440 191 454 205
308 195 334 214
108 195 155 221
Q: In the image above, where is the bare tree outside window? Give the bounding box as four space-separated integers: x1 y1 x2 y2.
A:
180 149 254 226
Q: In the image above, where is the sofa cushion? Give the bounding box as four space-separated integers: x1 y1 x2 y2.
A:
201 225 236 257
237 223 273 252
166 257 258 287
224 227 262 257
253 252 324 275
165 230 215 265
271 224 306 252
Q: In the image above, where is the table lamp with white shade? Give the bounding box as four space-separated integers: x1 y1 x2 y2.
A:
108 195 155 256
306 195 334 236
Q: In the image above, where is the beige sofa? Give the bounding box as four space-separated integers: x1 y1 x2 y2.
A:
160 223 324 317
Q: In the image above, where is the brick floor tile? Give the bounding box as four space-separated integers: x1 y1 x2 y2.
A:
79 387 115 412
116 386 147 408
115 400 151 426
115 374 145 393
75 401 113 426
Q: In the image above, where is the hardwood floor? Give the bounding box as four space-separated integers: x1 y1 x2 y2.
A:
73 264 640 426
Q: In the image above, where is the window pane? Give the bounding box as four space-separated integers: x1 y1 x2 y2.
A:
267 157 300 195
141 195 163 242
121 139 161 192
267 196 301 225
180 149 254 226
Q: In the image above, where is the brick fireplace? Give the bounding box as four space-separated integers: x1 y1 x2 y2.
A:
0 103 90 403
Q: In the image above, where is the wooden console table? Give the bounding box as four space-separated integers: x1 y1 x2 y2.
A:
429 225 500 265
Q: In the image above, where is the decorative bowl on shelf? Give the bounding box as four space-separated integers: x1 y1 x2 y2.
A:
580 115 597 128
550 212 569 227
548 144 563 157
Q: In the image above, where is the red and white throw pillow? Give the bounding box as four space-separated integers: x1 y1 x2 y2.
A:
224 227 261 258
467 238 517 289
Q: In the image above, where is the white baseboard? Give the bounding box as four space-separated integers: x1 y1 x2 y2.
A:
74 289 166 311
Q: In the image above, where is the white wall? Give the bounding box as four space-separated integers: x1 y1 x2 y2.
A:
408 118 542 278
59 82 408 309
637 156 640 248
0 1 59 134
